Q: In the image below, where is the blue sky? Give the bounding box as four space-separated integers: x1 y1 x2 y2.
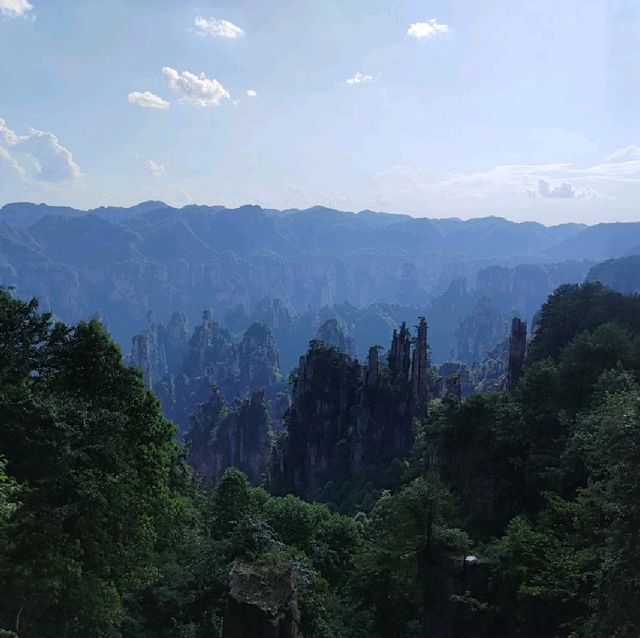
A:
1 0 639 223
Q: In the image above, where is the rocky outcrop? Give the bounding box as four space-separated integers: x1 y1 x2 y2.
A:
436 362 474 400
129 310 189 388
187 388 270 484
161 310 189 374
223 559 300 638
316 318 357 357
237 323 281 391
506 318 527 389
181 310 235 380
469 338 510 393
130 332 162 388
363 345 380 387
129 311 169 387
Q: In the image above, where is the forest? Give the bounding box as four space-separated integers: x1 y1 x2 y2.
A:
1 281 640 637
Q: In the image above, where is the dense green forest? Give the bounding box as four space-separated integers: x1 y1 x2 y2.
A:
1 282 640 637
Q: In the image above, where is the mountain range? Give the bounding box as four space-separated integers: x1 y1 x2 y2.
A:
1 200 638 365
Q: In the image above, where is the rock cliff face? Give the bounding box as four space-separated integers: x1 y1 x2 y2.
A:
223 559 300 638
315 318 357 356
271 318 432 501
162 310 190 373
435 315 528 396
388 322 412 379
474 261 592 326
452 298 509 365
468 338 510 393
129 310 189 387
411 317 430 408
187 388 270 484
436 362 474 400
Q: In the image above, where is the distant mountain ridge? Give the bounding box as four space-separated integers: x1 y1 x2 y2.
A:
0 200 173 227
3 200 634 261
0 200 634 351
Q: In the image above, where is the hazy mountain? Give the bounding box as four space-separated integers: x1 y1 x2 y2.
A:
0 201 626 352
586 254 640 294
546 222 640 260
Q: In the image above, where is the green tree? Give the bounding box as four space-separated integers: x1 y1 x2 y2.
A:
527 282 640 364
0 293 193 638
353 473 470 637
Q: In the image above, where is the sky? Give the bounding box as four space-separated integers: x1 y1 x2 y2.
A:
0 0 639 224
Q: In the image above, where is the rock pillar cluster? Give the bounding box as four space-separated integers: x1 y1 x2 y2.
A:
272 317 433 500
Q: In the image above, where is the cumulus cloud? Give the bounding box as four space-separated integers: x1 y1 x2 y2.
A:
194 17 244 38
162 66 230 107
0 117 80 182
605 145 640 163
145 159 166 177
0 0 33 17
346 72 374 85
245 89 257 97
534 179 577 198
0 145 26 179
0 119 19 146
407 19 449 39
18 129 81 181
128 90 170 109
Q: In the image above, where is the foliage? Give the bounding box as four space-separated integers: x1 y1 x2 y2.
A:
527 282 640 363
351 472 470 637
0 290 197 637
3 281 640 637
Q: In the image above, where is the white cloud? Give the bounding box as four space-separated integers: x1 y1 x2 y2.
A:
0 117 80 182
407 19 449 39
369 143 640 222
534 179 578 199
0 145 26 179
194 17 244 38
0 0 33 17
245 89 257 97
145 159 166 177
605 145 640 163
128 90 170 109
162 66 230 107
0 119 19 145
375 159 606 210
346 72 374 85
